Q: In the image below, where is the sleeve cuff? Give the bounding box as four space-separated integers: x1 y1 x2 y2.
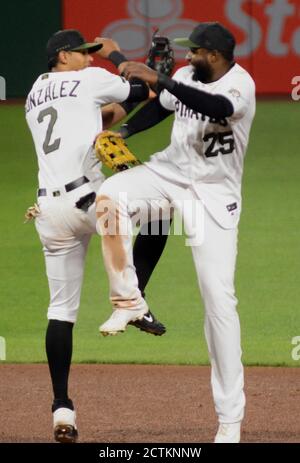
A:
108 51 128 68
157 73 177 93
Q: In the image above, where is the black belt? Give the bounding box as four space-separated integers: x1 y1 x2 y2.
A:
38 176 89 197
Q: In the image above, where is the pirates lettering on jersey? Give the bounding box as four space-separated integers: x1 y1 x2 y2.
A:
25 80 81 113
175 100 228 127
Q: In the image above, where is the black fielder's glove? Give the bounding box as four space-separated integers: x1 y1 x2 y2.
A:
118 29 175 137
145 28 175 76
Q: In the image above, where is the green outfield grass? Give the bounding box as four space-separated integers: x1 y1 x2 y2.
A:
0 101 299 365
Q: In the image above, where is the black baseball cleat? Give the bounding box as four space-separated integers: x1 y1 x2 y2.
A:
128 310 166 336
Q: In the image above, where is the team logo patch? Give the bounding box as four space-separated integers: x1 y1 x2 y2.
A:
226 202 237 213
228 88 241 100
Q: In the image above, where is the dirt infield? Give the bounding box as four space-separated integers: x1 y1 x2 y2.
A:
0 365 299 443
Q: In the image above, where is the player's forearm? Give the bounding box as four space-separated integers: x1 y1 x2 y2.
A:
106 52 149 104
108 51 128 74
119 98 173 138
120 63 233 119
102 103 127 130
157 74 234 119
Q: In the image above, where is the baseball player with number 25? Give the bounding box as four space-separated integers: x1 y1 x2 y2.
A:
97 22 256 443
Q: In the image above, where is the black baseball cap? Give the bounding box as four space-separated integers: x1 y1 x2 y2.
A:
47 29 102 61
174 22 235 54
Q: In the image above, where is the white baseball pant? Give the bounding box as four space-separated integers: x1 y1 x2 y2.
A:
97 165 245 423
35 180 103 324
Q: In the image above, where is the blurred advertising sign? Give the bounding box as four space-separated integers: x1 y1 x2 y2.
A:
64 0 300 94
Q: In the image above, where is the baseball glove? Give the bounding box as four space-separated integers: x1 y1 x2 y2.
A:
146 28 175 76
24 203 40 223
94 130 141 172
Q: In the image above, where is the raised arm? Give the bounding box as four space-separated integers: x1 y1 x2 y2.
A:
95 38 164 131
122 62 234 119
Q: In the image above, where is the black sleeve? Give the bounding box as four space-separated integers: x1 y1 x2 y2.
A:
119 100 140 115
119 97 173 138
108 51 127 67
126 77 149 102
157 73 234 119
107 51 148 104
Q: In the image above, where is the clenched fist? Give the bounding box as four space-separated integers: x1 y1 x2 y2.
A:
121 62 158 86
94 37 121 59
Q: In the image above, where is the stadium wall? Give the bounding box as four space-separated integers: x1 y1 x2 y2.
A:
2 0 299 97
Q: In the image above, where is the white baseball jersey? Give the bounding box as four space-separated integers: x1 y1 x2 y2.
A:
146 63 256 228
25 67 130 188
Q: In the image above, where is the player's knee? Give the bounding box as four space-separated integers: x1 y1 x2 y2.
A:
96 178 120 219
96 178 129 235
47 306 78 324
97 176 120 201
200 272 237 316
95 193 119 235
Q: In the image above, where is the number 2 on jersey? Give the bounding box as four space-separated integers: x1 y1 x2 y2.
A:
203 130 234 158
37 107 61 154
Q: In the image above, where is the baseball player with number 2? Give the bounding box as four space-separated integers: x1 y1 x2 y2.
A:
25 29 169 443
96 22 256 443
